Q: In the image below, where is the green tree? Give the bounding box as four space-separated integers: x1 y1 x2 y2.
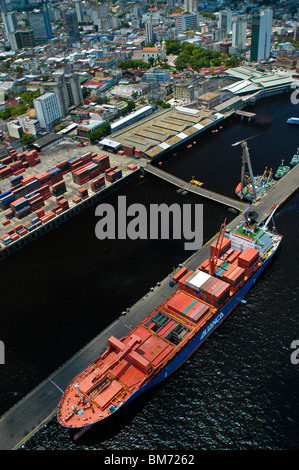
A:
165 40 182 55
88 123 111 142
82 86 91 99
20 133 35 146
118 59 151 70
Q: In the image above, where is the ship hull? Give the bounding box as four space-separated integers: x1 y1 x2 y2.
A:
70 247 278 438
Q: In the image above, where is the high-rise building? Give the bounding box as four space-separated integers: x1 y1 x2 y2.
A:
133 5 143 19
250 8 273 62
97 5 110 32
177 13 199 33
33 93 62 131
65 10 80 43
13 29 36 50
2 11 18 34
2 11 18 50
184 0 197 13
145 21 154 43
232 20 247 52
65 73 83 109
218 10 232 38
74 0 83 23
28 8 53 43
41 73 83 117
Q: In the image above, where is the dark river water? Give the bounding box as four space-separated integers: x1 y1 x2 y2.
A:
1 93 298 451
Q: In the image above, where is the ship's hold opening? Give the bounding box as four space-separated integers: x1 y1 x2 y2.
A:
166 325 190 345
151 312 168 332
87 376 112 398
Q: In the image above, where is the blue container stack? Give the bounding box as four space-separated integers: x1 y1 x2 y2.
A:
0 190 15 210
11 197 31 219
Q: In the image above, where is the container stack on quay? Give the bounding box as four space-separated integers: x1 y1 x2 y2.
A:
123 144 135 158
105 165 122 183
77 187 88 199
71 153 110 186
122 144 142 160
0 140 141 248
50 181 67 197
90 176 105 193
0 147 40 180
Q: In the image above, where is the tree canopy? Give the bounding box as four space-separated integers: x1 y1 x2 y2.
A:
174 43 241 71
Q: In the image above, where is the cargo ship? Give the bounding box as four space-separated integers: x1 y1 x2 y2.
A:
57 207 282 439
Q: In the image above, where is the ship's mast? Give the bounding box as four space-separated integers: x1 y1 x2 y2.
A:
241 141 257 200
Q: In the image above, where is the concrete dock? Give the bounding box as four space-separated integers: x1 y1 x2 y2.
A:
0 163 298 450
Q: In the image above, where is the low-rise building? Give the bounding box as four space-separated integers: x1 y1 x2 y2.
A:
77 119 105 138
18 115 41 136
110 105 154 133
197 91 221 109
143 68 171 82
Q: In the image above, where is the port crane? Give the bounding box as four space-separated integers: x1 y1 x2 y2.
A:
232 133 263 201
262 203 280 230
209 218 227 276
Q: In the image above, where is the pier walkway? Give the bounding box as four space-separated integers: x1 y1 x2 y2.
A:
0 164 298 450
142 164 249 212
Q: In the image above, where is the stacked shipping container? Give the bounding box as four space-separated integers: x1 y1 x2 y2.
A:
72 154 110 185
90 176 105 193
123 145 135 157
237 247 259 276
167 291 210 324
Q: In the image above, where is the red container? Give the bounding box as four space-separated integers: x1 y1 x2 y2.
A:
238 247 259 267
10 161 23 171
36 209 45 217
10 232 19 241
128 164 138 171
13 168 26 176
226 250 241 264
210 237 231 257
178 270 194 290
172 267 188 283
